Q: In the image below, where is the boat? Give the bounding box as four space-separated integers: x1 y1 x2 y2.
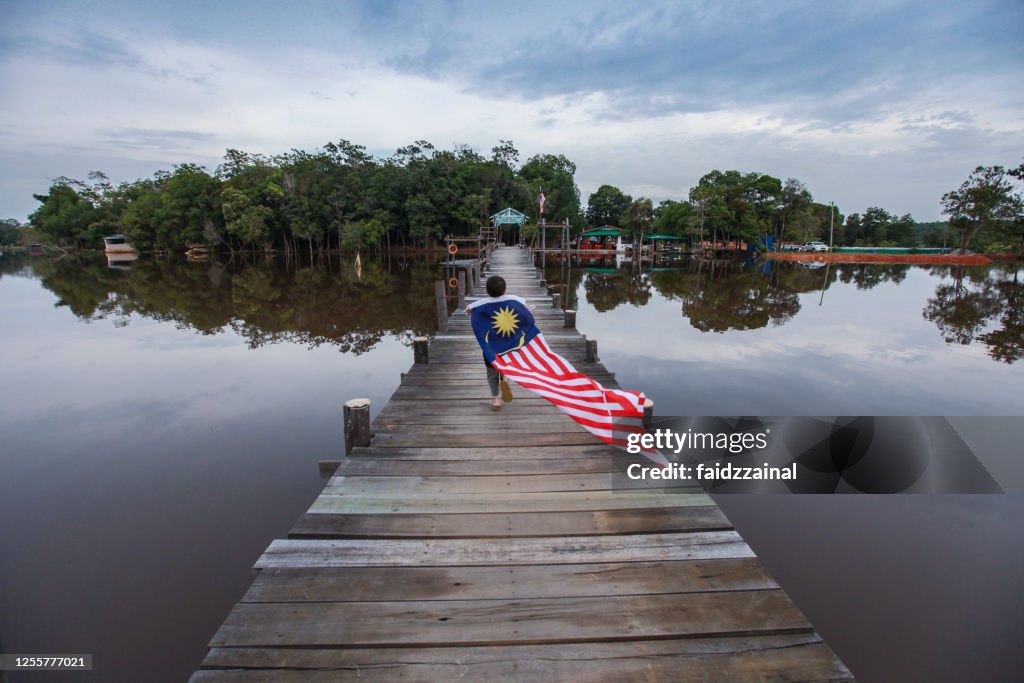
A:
102 234 138 255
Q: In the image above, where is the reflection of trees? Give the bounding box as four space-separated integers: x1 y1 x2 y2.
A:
649 259 824 332
836 263 910 289
21 255 439 354
583 269 652 311
923 265 1024 363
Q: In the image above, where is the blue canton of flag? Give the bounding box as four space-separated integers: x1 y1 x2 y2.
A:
468 295 538 365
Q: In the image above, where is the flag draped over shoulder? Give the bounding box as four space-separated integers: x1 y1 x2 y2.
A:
468 294 668 467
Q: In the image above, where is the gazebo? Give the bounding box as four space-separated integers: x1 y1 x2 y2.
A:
490 207 528 245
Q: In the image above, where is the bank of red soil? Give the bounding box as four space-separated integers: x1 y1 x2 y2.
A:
769 252 992 265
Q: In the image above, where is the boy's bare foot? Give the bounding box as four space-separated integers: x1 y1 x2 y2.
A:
490 398 502 411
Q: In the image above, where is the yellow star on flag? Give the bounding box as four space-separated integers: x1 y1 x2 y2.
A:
491 306 519 337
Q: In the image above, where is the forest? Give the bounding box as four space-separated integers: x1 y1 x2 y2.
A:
9 140 1024 255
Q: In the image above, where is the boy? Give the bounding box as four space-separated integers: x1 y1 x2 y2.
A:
465 275 530 411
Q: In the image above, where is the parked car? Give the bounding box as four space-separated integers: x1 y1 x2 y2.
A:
800 241 829 252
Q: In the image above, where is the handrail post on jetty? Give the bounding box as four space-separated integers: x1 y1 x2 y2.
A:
342 398 371 454
586 337 598 362
434 280 448 332
413 336 429 364
564 309 576 328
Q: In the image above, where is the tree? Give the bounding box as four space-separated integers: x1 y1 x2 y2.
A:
518 154 581 225
652 200 692 236
687 170 781 248
776 179 814 245
622 197 653 243
0 218 22 246
586 184 632 227
29 181 99 249
941 164 1023 253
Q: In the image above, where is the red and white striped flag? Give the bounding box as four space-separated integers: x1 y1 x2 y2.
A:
492 333 668 467
469 295 665 466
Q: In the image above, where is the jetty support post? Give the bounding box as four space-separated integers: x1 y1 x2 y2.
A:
413 336 429 364
343 398 372 455
457 270 466 309
552 292 562 309
434 280 448 332
564 309 576 328
586 338 598 363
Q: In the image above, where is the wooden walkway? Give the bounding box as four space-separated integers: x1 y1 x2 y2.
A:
191 247 852 682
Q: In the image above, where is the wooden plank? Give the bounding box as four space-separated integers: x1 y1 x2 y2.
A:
255 532 750 568
194 636 853 682
209 590 809 648
368 432 602 447
329 457 620 476
321 473 699 495
242 558 772 602
290 506 731 539
307 491 711 515
193 638 856 679
345 445 617 460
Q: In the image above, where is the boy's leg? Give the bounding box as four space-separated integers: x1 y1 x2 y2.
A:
486 363 502 409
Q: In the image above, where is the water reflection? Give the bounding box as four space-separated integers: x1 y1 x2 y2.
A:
539 255 1023 363
0 252 439 354
924 266 1023 364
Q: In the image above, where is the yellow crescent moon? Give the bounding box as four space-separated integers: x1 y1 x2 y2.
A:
496 333 527 357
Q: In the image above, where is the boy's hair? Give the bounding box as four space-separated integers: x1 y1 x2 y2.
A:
486 275 506 297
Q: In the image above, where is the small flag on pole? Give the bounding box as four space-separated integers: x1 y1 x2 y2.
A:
539 187 546 216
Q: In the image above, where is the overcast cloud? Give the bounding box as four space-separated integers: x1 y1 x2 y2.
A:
1 0 1021 221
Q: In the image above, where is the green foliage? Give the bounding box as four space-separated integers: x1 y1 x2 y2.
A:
688 170 782 245
0 219 21 246
519 154 581 225
29 142 1020 258
942 163 1024 253
621 197 653 240
652 200 691 235
586 184 632 227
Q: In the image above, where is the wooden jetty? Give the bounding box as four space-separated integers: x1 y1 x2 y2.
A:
191 246 852 681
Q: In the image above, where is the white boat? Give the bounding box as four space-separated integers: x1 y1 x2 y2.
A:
102 234 138 255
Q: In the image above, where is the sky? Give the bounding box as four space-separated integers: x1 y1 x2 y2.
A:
1 0 1021 222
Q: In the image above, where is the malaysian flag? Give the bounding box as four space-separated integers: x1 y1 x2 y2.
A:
539 187 546 216
468 294 667 466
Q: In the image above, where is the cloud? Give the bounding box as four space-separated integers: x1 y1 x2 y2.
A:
0 0 1021 223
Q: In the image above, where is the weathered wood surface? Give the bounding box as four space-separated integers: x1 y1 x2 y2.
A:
192 246 852 682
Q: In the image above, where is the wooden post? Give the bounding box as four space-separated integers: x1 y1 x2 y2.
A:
343 398 372 455
586 338 598 363
457 270 466 309
434 280 448 332
546 286 554 295
539 278 546 289
564 309 576 328
642 398 654 429
552 292 561 309
413 336 429 364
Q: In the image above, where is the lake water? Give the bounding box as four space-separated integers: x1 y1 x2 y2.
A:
1 251 1021 682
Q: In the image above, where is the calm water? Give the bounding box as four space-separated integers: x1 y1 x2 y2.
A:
1 251 1021 682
